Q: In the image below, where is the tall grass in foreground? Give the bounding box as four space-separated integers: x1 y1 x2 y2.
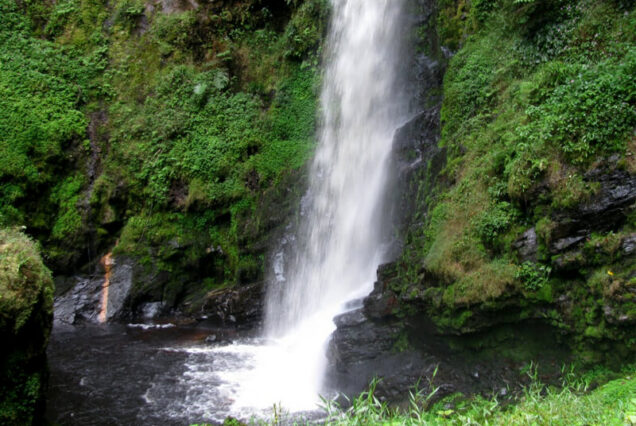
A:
317 365 636 426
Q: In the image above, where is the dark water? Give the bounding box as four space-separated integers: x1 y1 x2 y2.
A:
45 323 249 425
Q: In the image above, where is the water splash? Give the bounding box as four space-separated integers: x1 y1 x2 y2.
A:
230 0 413 412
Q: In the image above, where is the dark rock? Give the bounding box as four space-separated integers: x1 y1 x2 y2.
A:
364 273 400 320
552 250 584 272
513 228 538 262
388 108 446 246
53 256 134 325
550 168 636 254
326 308 429 400
199 282 264 327
328 309 401 367
325 303 565 404
552 235 586 253
622 233 636 256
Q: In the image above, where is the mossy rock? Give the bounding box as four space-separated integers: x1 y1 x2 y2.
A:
0 228 54 425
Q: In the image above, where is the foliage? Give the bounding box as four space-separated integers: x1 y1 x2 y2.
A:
0 0 326 293
280 0 329 60
516 261 551 292
0 228 53 333
318 365 636 425
0 228 53 424
0 228 53 425
394 0 636 363
514 56 636 164
474 201 518 250
0 0 107 265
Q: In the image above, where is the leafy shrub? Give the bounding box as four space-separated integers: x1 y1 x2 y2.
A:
281 0 329 60
151 11 200 56
518 54 636 163
516 261 551 292
0 0 99 263
475 201 518 250
441 35 501 137
113 0 145 29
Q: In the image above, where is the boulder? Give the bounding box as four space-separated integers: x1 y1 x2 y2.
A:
513 228 538 262
53 256 133 325
0 229 54 424
198 282 264 327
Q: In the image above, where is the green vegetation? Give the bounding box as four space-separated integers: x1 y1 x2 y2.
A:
212 366 635 425
0 228 54 424
318 367 636 425
0 228 53 334
0 0 327 417
1 0 634 420
395 0 636 362
0 0 102 266
0 0 327 302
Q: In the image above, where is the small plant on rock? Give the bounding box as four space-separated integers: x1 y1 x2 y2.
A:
516 261 551 292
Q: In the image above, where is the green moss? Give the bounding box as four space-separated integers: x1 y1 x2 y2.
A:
0 228 53 424
393 0 635 366
0 228 53 333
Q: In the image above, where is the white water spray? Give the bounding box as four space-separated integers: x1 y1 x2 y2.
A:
225 0 413 412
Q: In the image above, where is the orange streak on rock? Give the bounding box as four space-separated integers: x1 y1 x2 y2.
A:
98 252 114 323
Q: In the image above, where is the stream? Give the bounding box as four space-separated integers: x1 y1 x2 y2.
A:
45 323 325 425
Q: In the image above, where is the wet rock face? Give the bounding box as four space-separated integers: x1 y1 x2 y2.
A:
549 167 636 256
513 228 538 262
198 282 264 327
325 302 566 404
622 233 636 256
328 310 401 367
326 309 430 401
53 257 133 325
53 255 266 327
512 165 636 284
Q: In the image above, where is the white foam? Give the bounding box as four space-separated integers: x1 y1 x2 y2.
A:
126 323 175 330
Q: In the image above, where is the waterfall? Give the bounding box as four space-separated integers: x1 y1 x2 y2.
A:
228 0 413 413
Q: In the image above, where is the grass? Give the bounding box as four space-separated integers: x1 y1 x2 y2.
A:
190 365 636 425
318 365 636 425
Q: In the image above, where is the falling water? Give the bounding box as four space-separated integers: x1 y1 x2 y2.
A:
47 1 416 422
226 0 413 413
